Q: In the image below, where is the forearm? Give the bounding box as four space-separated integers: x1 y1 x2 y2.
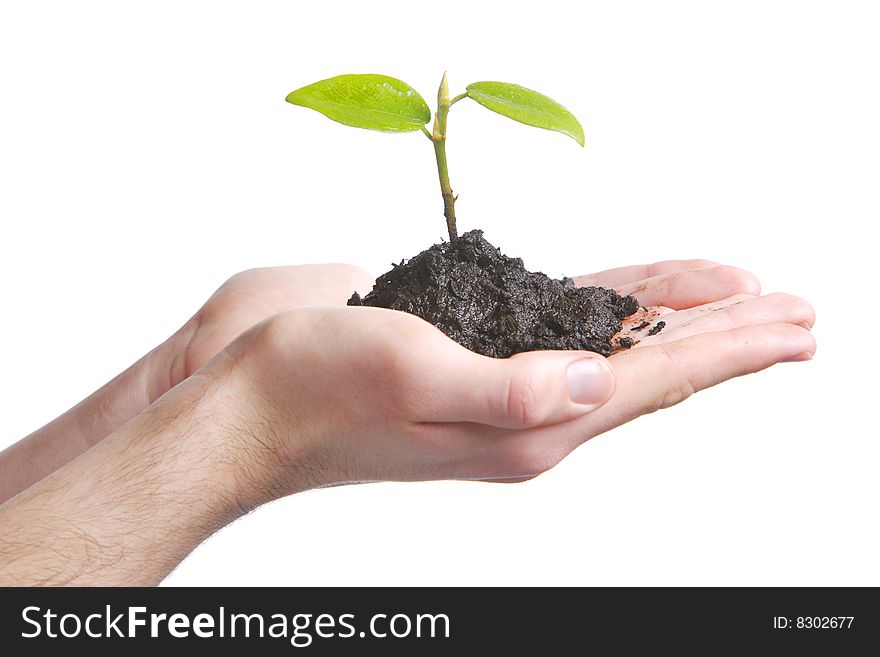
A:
0 321 196 504
0 352 262 586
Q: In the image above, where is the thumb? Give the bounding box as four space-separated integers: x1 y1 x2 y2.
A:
413 348 616 429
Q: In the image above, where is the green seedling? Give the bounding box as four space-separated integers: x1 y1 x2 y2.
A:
286 72 584 243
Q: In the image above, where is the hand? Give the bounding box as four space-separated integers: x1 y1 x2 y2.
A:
176 264 373 382
0 264 373 504
0 259 815 585
213 261 814 500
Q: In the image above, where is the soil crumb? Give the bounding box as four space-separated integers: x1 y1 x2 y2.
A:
647 320 667 336
348 230 639 358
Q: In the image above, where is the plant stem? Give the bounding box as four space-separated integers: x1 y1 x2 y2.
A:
449 92 468 106
431 71 458 242
433 138 457 241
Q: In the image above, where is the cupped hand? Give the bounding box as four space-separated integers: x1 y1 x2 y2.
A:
0 259 815 585
213 260 814 501
56 264 373 455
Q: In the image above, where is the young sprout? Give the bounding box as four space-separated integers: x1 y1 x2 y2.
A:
286 72 584 243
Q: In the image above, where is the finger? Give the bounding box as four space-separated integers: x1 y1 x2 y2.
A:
409 347 617 430
615 266 761 308
591 322 816 437
572 259 718 288
619 296 752 346
410 322 815 483
640 293 815 345
343 307 616 430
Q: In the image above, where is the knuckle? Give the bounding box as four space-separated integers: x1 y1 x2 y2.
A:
503 370 544 429
658 380 696 410
337 263 374 286
319 263 374 294
226 267 262 286
655 344 696 410
768 293 816 327
255 310 298 354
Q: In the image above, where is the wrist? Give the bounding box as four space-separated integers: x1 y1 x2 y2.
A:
0 318 203 506
0 361 286 585
190 325 324 513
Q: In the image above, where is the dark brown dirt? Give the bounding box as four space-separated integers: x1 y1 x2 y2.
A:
647 320 666 336
348 230 639 358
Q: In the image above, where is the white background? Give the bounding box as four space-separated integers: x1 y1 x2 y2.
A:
1 1 877 585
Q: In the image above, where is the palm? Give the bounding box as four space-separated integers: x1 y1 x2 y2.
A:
571 259 813 353
558 259 815 450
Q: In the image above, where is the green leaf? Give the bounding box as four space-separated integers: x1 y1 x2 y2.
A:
465 81 585 146
286 74 431 133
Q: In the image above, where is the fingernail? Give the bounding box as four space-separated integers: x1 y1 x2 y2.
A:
783 351 814 363
567 358 614 405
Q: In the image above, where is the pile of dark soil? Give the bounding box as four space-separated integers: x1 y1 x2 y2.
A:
349 230 639 358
